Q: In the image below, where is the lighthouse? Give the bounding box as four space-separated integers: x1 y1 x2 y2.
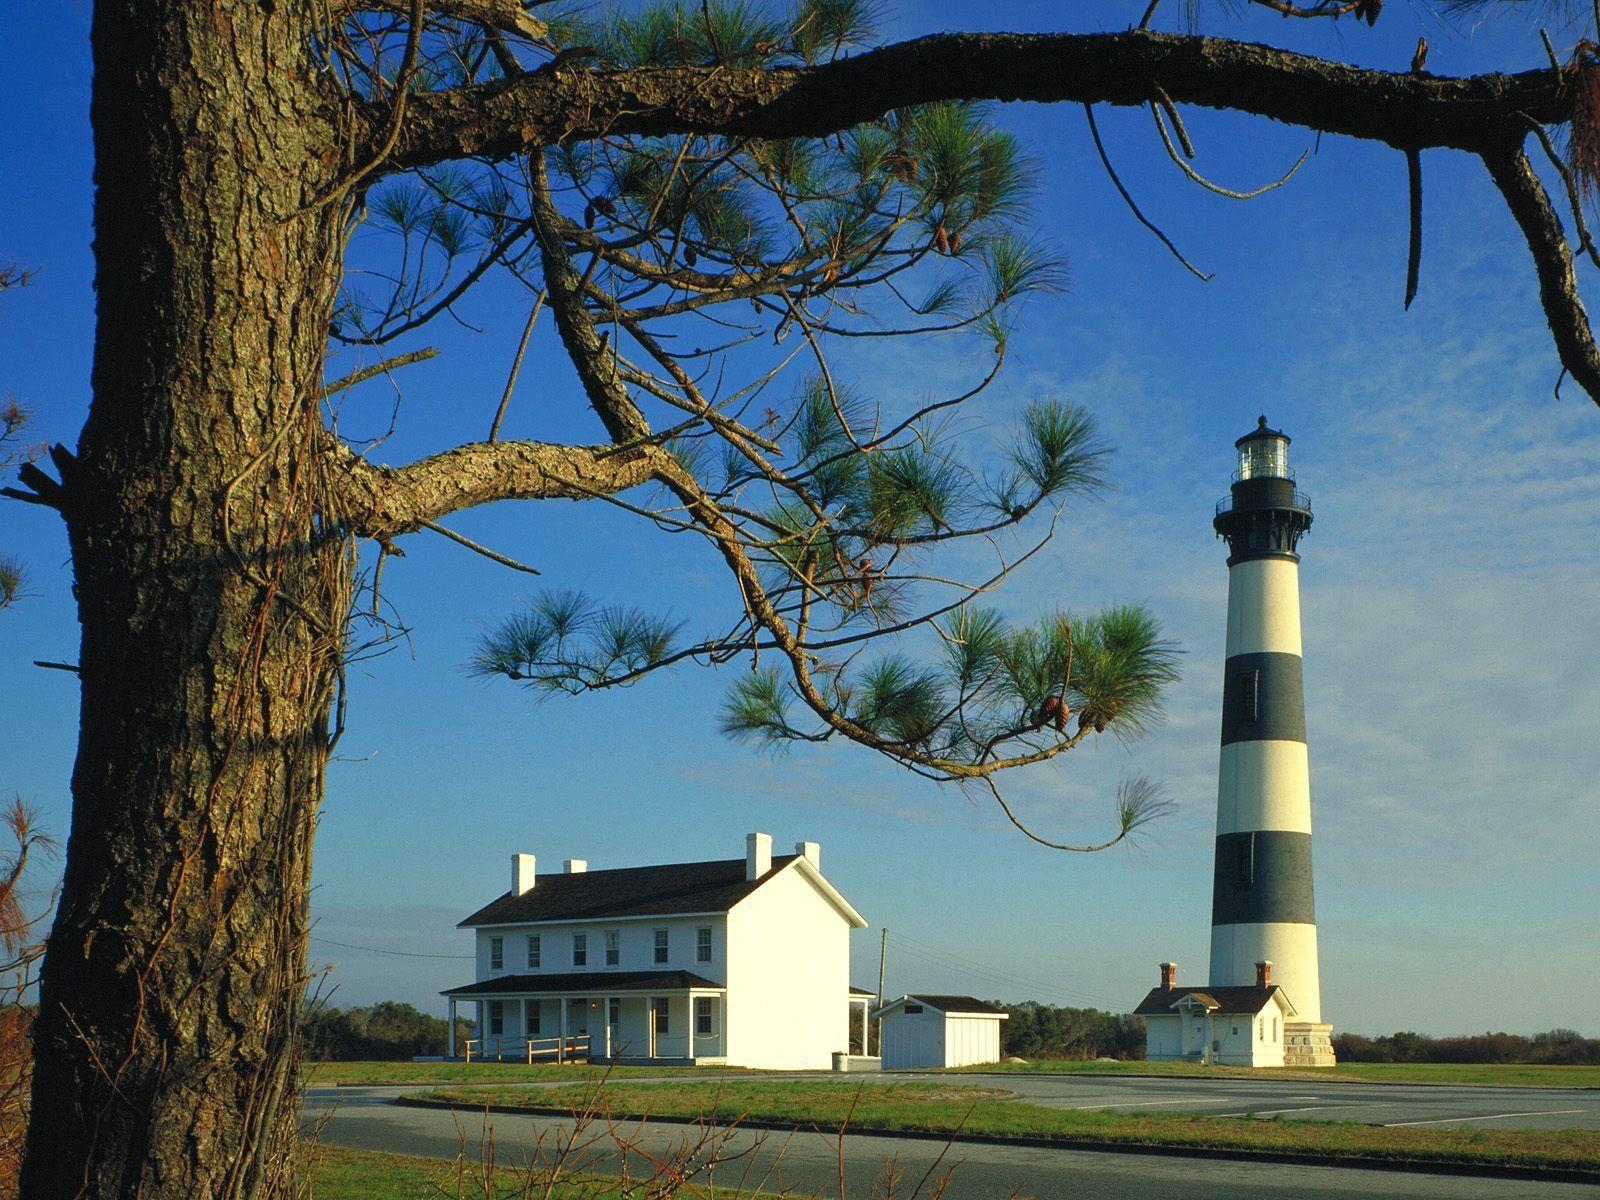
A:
1134 418 1334 1067
1207 417 1334 1066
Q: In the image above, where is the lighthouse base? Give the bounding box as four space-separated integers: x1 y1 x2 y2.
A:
1284 1022 1336 1067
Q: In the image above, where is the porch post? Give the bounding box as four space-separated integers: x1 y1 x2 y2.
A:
448 998 457 1058
602 996 612 1059
558 996 569 1065
859 999 868 1056
647 996 656 1059
521 998 530 1060
686 992 695 1062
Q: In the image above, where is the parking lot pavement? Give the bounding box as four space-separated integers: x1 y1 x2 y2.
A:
907 1071 1600 1129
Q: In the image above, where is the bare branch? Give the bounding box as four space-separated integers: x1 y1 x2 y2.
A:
1405 148 1423 310
1084 103 1212 282
389 31 1568 174
354 0 550 41
328 436 667 538
1483 142 1600 406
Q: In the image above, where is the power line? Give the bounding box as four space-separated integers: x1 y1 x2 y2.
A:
310 935 472 960
885 930 1126 1010
887 939 1094 1007
889 928 1122 1004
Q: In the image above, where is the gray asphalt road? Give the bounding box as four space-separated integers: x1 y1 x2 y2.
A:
925 1071 1600 1130
304 1080 1599 1200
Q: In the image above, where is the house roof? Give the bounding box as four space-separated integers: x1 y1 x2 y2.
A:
458 856 800 927
873 993 1008 1018
1132 985 1290 1017
443 970 722 997
849 986 878 997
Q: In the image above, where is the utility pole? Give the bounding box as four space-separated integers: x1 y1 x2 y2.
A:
875 927 888 1057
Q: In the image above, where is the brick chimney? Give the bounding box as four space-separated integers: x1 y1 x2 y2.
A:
512 853 536 896
1160 962 1177 990
794 840 820 869
564 859 588 874
1255 960 1272 988
745 832 772 881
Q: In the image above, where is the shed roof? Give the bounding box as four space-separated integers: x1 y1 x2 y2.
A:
874 994 1008 1018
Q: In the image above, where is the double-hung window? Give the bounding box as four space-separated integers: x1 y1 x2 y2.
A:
696 926 712 963
604 929 620 967
527 1004 541 1035
695 997 713 1036
572 932 588 967
653 928 669 965
652 997 670 1034
488 1000 504 1036
526 934 541 970
489 936 504 971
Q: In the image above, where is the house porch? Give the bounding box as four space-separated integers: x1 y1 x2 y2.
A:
444 977 728 1064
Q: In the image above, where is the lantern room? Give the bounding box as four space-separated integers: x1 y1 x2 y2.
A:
1235 416 1292 481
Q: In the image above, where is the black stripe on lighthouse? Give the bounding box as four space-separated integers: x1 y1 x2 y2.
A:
1211 831 1316 925
1220 652 1305 745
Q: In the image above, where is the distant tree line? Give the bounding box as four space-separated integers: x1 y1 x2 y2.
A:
1334 1029 1600 1065
301 1001 473 1061
1000 1002 1145 1061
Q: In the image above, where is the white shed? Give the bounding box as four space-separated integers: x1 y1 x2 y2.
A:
873 994 1008 1070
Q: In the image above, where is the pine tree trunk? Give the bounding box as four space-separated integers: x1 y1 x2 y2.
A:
22 3 350 1196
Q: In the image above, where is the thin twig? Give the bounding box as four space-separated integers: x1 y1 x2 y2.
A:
422 519 542 574
1150 102 1307 199
1541 28 1562 73
489 289 546 441
1521 112 1600 269
319 347 438 399
1083 103 1212 281
1152 84 1194 157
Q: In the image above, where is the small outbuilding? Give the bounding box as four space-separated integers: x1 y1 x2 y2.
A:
874 994 1008 1070
1135 961 1297 1067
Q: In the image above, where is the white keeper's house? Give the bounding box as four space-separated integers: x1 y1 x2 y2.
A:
1134 961 1298 1068
443 832 870 1070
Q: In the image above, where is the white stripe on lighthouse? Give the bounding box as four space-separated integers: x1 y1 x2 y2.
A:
1209 921 1322 1024
1225 558 1303 657
1217 742 1313 836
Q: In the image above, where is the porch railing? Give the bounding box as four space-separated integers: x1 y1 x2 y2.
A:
463 1033 592 1065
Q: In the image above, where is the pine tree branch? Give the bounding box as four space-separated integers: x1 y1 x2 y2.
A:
1482 144 1600 405
388 30 1566 173
327 436 667 538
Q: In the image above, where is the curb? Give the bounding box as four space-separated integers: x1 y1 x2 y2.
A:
942 1069 1600 1092
390 1096 1600 1186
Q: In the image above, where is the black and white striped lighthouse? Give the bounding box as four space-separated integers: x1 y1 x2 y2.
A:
1209 418 1334 1065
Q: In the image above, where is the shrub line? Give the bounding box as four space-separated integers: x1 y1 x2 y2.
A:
390 1096 1600 1185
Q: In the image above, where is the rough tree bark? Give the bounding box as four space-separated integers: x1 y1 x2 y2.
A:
21 3 350 1197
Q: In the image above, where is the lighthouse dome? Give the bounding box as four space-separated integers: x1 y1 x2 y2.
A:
1234 415 1291 481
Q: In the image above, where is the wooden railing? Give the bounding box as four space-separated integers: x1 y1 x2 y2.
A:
463 1033 592 1065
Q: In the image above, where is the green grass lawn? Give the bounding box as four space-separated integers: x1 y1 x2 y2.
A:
947 1059 1600 1089
416 1079 1600 1174
302 1142 782 1198
305 1060 766 1086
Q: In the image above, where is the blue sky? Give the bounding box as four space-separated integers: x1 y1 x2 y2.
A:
1 1 1596 1036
